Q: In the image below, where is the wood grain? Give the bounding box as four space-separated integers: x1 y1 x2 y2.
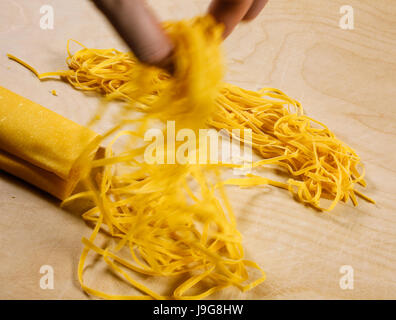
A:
0 0 395 299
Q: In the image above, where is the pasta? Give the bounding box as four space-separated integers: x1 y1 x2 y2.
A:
9 23 373 211
0 86 101 200
6 14 374 300
64 16 266 300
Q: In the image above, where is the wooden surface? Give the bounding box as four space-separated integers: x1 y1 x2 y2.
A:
0 0 395 299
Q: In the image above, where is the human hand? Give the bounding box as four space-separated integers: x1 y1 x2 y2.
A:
93 0 268 67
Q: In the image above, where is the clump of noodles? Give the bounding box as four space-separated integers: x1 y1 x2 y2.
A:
8 15 373 211
209 84 374 211
53 16 265 299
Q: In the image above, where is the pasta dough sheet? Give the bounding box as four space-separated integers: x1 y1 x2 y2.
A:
0 86 101 200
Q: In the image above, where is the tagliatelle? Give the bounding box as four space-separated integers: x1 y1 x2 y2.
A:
6 15 374 299
209 86 375 211
67 17 266 300
9 16 264 300
8 17 373 211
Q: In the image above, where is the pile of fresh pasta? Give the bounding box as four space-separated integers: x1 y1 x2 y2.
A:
8 15 373 299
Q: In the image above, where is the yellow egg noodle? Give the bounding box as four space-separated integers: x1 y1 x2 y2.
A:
7 15 374 299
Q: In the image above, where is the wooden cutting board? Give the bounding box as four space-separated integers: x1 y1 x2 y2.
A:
0 0 395 299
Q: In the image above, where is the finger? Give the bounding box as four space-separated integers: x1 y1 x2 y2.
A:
93 0 173 67
208 0 254 38
243 0 268 20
